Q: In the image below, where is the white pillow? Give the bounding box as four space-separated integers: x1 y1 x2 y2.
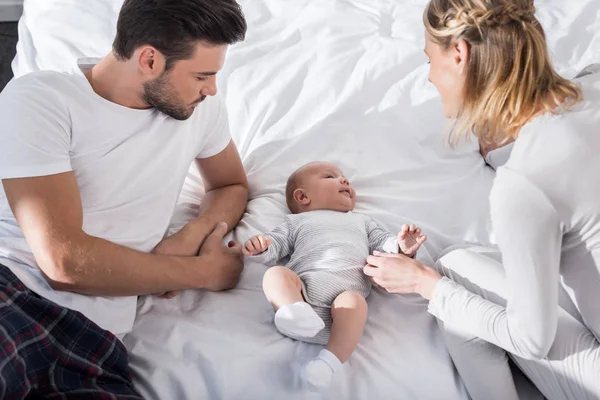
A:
12 0 124 77
13 0 600 79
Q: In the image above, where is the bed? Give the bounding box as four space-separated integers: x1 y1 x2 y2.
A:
10 0 600 399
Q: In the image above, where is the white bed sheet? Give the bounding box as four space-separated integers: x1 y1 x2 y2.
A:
11 0 600 399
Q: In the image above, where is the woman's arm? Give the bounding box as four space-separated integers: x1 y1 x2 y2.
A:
431 169 562 358
365 169 563 359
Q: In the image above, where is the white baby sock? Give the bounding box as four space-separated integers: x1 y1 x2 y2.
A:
274 302 325 338
302 349 342 391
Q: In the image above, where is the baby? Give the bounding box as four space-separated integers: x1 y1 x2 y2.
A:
244 162 427 391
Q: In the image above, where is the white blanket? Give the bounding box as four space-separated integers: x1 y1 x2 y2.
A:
11 0 600 398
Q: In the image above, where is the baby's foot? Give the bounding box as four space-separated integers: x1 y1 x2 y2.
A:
301 349 342 391
274 302 324 338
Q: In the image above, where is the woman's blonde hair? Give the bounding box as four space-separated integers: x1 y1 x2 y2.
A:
424 0 583 146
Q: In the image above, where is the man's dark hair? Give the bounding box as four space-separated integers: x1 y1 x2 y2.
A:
113 0 246 70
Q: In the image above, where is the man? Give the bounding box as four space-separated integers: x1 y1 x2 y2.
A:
0 0 248 397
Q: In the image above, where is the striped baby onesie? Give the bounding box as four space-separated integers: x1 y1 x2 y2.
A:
250 209 398 344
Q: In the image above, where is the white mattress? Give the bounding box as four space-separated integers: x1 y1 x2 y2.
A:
11 0 600 399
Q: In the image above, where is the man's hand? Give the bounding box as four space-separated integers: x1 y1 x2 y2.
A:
242 235 273 256
397 224 427 256
195 222 244 292
153 221 243 298
151 220 215 298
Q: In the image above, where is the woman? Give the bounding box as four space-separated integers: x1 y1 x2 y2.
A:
364 1 600 399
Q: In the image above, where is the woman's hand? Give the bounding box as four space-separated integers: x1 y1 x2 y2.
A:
364 251 442 299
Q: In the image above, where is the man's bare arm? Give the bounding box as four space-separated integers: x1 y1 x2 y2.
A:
156 140 249 256
3 172 242 296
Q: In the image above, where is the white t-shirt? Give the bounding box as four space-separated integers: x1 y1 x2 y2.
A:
0 60 232 336
429 70 600 358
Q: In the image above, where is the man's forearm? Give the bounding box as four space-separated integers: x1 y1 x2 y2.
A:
46 234 205 297
187 184 248 239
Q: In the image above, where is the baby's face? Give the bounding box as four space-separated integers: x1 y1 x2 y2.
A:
296 163 356 212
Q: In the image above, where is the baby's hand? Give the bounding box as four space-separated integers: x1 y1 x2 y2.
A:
243 234 273 256
397 224 427 256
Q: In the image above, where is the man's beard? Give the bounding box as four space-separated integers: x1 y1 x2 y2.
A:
142 72 196 121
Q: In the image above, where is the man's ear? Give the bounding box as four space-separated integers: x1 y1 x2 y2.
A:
294 188 310 206
137 46 166 78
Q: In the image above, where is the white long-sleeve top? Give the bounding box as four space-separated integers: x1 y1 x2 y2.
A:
429 71 600 360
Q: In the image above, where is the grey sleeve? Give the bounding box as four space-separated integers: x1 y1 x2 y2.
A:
247 218 294 267
365 217 399 254
485 142 515 170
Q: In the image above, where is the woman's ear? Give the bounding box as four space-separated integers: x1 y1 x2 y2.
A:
453 39 470 75
293 188 310 206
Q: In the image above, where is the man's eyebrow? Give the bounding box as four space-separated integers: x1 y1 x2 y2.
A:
194 71 217 76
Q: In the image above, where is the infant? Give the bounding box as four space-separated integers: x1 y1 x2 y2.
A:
244 161 426 391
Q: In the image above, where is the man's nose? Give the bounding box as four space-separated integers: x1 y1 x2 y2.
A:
201 77 218 96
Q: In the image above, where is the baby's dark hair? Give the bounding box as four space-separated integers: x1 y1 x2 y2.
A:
285 162 323 214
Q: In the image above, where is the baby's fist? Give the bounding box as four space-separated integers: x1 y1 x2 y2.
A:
397 224 427 256
243 234 273 256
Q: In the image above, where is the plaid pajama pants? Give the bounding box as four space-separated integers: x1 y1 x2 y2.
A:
0 265 143 399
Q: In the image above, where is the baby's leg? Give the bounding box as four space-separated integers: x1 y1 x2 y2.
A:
303 291 368 391
262 266 324 338
262 266 304 309
328 291 368 362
